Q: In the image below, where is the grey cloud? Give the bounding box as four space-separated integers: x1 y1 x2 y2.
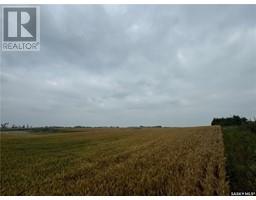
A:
1 5 256 127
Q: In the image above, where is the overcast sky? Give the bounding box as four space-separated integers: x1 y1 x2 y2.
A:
1 5 256 127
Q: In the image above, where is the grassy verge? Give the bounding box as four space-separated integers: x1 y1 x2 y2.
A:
222 126 256 193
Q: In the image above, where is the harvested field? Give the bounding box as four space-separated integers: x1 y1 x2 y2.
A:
0 126 229 195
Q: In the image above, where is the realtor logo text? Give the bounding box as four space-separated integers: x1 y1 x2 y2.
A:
1 6 40 51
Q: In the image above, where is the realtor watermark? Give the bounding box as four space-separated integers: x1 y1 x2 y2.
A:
231 191 255 196
1 6 40 51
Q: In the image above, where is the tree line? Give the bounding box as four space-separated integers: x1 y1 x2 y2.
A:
211 115 248 126
211 115 256 133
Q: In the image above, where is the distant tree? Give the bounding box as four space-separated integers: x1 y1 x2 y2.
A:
211 115 248 126
247 118 256 133
233 115 241 125
211 118 217 126
11 124 17 129
241 117 248 125
1 122 9 129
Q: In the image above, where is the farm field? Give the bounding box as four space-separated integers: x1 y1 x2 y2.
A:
0 126 229 195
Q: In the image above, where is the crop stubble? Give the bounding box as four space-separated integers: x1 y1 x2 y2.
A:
0 126 229 195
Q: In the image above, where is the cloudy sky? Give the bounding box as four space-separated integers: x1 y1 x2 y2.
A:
1 5 256 127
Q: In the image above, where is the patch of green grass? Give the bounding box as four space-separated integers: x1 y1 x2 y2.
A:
222 126 256 192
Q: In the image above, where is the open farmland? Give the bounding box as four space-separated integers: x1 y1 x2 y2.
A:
0 126 229 195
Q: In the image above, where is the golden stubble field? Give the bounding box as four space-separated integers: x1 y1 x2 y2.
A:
0 126 229 195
